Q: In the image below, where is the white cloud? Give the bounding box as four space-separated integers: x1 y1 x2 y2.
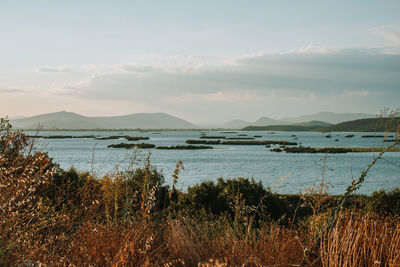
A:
371 26 400 46
344 90 372 97
37 67 71 73
0 86 25 94
294 43 340 54
4 46 399 121
57 47 399 104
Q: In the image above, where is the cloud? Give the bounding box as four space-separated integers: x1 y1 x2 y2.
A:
124 65 156 73
55 47 399 105
37 67 71 73
163 90 261 104
4 46 399 122
371 26 400 45
0 87 24 94
344 90 372 97
381 31 400 45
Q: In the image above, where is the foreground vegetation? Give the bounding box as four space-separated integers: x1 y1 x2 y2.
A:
1 118 400 266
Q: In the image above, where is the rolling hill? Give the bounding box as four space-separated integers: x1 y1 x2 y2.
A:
222 112 374 129
320 117 399 132
281 112 375 124
242 118 399 132
10 111 197 129
222 117 289 129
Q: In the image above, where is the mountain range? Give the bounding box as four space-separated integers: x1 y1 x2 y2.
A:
281 112 375 124
243 117 399 132
221 112 374 129
222 117 291 129
10 111 197 129
9 111 376 130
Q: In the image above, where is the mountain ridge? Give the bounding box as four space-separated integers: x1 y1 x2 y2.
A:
9 111 380 130
281 111 375 124
11 111 197 129
242 117 399 132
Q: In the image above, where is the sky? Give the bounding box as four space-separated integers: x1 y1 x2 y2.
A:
0 1 399 124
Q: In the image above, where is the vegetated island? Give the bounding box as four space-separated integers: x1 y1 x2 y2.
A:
97 135 150 141
225 137 255 140
156 145 213 150
107 143 213 150
242 117 400 132
125 136 150 141
107 143 156 149
28 135 96 139
186 139 297 145
221 140 297 145
271 146 400 153
361 135 393 138
28 135 150 141
186 139 222 144
29 135 150 141
95 135 126 140
200 136 226 139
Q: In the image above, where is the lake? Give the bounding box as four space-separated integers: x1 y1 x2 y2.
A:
26 130 400 195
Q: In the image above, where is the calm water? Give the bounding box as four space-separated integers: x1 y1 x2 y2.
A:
26 130 400 195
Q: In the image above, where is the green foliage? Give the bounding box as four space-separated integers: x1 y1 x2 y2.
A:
0 117 29 160
175 177 290 221
42 166 97 211
367 187 400 215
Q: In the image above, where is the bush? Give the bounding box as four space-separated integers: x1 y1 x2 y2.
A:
176 177 289 221
367 187 400 215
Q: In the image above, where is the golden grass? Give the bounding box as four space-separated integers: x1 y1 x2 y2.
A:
2 166 400 266
320 212 400 267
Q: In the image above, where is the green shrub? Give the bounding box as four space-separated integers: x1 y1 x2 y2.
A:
176 177 290 221
367 187 400 215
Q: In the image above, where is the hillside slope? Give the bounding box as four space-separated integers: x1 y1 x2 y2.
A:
320 117 399 132
243 118 399 132
282 112 375 124
11 111 197 129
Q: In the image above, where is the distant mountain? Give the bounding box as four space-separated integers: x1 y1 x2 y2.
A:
243 118 399 132
242 121 329 132
11 111 96 129
222 117 289 129
281 112 375 124
320 117 399 132
222 119 252 129
292 120 332 127
252 117 290 126
11 111 197 129
8 115 26 120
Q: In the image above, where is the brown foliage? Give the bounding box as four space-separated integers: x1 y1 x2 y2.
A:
320 212 400 267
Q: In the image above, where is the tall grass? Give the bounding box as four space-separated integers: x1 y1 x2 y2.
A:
320 212 400 266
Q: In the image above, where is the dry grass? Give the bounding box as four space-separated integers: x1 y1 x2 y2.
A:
320 212 400 267
2 162 400 266
165 216 310 266
64 221 171 266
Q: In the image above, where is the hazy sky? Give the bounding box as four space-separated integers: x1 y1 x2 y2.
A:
1 1 399 123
